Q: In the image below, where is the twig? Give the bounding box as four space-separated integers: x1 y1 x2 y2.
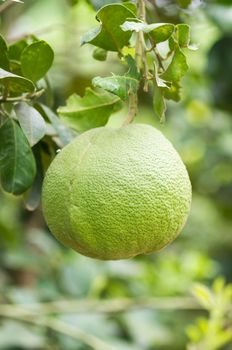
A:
0 89 44 104
147 34 165 72
124 91 138 125
0 312 116 350
125 0 147 124
154 47 165 71
0 297 205 317
0 297 212 349
135 0 147 69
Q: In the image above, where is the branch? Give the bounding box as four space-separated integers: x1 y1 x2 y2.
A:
125 0 147 124
124 91 138 125
135 0 147 72
0 89 44 104
0 312 116 350
0 297 204 317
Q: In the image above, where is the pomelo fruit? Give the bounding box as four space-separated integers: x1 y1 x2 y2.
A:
42 123 192 260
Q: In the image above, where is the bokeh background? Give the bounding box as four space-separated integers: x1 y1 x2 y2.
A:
0 0 232 349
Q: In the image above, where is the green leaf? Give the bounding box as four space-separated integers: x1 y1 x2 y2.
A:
122 1 137 15
121 21 174 44
125 55 140 80
147 24 175 44
92 47 108 61
176 0 192 8
162 82 181 102
15 102 46 146
161 47 188 82
212 276 225 294
188 43 198 51
0 68 35 94
153 62 169 88
9 39 28 61
0 49 9 71
213 330 232 350
38 104 77 147
192 283 213 309
93 74 139 100
21 40 54 82
58 88 121 131
0 35 9 70
92 55 139 100
153 82 166 122
169 37 175 52
0 119 36 195
0 34 7 52
176 24 190 47
9 60 22 75
81 4 135 52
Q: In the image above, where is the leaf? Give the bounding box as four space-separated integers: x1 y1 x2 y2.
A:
39 104 77 147
92 55 139 100
21 40 54 82
213 330 232 350
148 23 175 44
93 75 138 100
188 43 198 51
122 1 137 14
176 24 190 47
154 62 169 88
161 47 188 82
58 88 121 131
81 4 135 52
9 39 28 61
192 283 213 309
0 68 35 94
125 55 140 80
176 0 192 8
121 21 146 32
92 47 108 61
0 34 7 52
0 118 36 195
0 35 9 70
0 321 45 349
212 276 225 294
15 102 46 146
121 21 174 44
162 82 181 102
153 82 166 122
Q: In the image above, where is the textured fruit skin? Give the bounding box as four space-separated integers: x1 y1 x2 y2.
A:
42 124 192 260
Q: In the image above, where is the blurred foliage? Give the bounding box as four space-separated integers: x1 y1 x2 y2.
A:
0 0 232 349
187 278 232 350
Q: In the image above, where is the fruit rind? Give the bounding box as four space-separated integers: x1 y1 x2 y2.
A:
42 123 192 260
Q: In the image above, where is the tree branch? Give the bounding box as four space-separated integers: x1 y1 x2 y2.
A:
123 91 138 125
0 312 116 350
0 297 204 317
0 89 44 104
125 0 147 124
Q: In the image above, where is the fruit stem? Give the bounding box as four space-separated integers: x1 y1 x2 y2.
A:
124 0 147 125
123 91 138 125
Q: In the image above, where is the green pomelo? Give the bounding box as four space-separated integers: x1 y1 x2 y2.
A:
42 123 192 260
